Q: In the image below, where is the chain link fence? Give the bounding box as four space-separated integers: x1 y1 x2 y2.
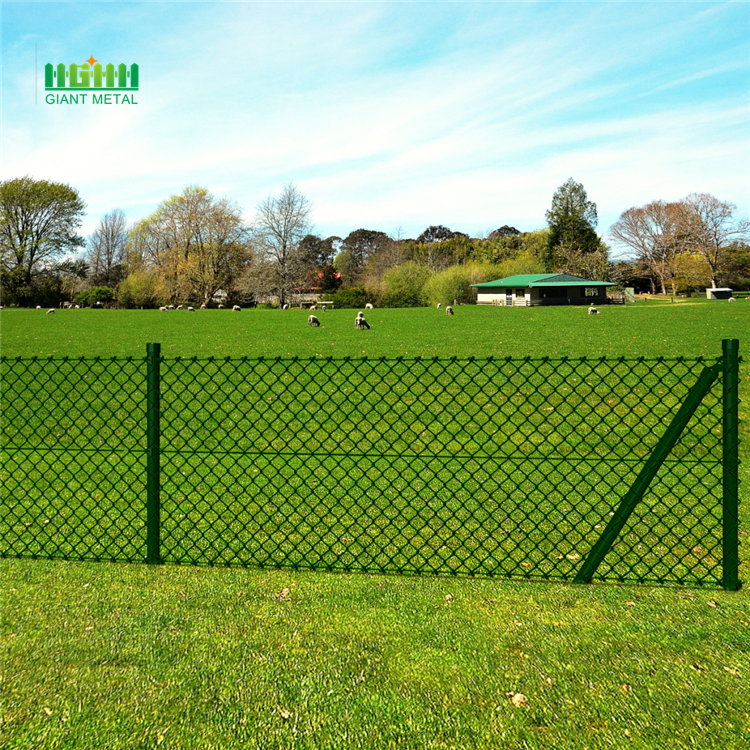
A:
1 342 741 588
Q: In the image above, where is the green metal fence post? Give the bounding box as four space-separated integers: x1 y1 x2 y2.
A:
146 343 162 564
722 339 741 590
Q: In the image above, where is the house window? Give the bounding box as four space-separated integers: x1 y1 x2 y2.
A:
585 287 598 297
515 288 525 298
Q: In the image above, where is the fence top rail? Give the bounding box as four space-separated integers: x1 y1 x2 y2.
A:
0 354 730 365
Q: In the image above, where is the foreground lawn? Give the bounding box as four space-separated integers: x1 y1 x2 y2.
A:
3 558 749 750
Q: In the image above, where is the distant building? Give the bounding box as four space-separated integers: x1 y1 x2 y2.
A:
471 274 620 306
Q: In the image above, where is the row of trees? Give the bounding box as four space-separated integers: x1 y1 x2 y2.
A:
1 175 747 308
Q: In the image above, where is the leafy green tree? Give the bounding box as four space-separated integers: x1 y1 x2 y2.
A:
340 228 391 280
545 178 600 272
0 176 86 304
381 262 432 307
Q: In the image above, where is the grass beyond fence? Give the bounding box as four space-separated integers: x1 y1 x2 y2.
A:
1 344 739 588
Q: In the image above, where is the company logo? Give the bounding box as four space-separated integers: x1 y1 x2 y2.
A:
44 56 139 105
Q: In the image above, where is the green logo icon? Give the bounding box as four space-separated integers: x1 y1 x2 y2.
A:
45 56 139 91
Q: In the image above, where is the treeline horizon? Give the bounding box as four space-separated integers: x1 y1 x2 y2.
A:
1 176 748 309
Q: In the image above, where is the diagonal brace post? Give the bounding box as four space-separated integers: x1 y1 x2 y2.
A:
575 362 721 584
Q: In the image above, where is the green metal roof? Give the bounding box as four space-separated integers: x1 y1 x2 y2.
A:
471 273 615 288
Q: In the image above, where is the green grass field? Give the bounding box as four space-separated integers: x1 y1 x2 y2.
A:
2 302 749 748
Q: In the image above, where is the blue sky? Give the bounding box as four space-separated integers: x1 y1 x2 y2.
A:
2 1 749 248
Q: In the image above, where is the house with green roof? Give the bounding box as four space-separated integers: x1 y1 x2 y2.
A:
471 273 619 307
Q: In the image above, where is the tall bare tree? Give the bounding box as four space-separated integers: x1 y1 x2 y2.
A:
86 209 128 287
609 201 682 294
251 183 312 306
676 193 749 289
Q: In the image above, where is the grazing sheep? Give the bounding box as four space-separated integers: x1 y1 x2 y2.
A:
159 306 168 311
282 304 289 310
436 303 441 309
74 305 80 309
365 303 373 309
728 297 735 303
445 305 454 316
46 308 55 315
309 304 317 312
218 304 224 309
187 306 195 312
36 305 42 310
176 305 183 310
232 305 241 312
355 314 371 330
308 314 320 327
200 303 207 310
588 305 600 315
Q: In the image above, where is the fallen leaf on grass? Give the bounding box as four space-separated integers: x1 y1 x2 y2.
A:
724 667 740 676
626 601 636 607
508 692 528 708
278 708 292 720
621 683 631 693
275 588 291 602
707 600 719 608
691 663 705 672
566 553 581 562
444 594 454 604
543 676 554 687
521 561 533 568
42 707 53 716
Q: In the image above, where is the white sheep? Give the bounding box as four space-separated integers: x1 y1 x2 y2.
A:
436 303 441 309
309 304 317 312
365 303 373 309
176 305 183 310
282 304 289 310
232 305 241 312
159 306 168 311
74 305 80 309
36 305 42 310
728 297 735 303
588 305 600 315
218 304 224 309
308 314 320 327
46 308 55 315
200 303 207 310
187 306 195 312
445 305 454 316
168 304 175 310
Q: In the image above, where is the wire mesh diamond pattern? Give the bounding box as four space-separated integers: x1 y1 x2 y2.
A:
1 352 731 584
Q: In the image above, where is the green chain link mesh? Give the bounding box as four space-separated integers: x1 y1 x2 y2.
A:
1 353 728 585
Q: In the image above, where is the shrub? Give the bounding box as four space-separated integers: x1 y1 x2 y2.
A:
381 262 432 308
75 286 115 307
118 273 157 309
331 287 370 309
